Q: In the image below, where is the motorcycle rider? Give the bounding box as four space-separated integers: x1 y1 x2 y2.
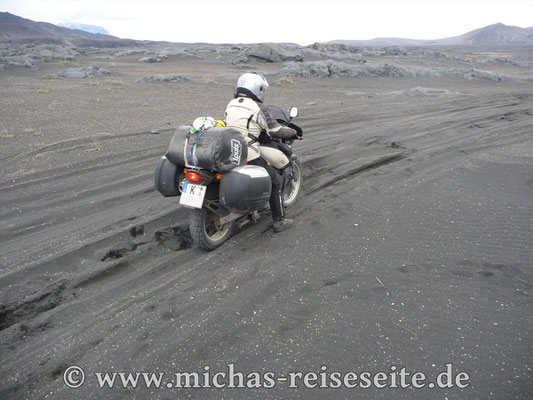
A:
225 72 299 232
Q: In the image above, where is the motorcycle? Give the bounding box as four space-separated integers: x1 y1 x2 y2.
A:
177 106 303 250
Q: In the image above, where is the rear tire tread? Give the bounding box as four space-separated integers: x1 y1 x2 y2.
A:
189 207 233 250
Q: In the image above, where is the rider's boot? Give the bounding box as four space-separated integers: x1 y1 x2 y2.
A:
273 218 294 233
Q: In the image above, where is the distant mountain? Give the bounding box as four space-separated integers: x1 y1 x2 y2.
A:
2 12 532 49
330 37 431 47
57 22 109 35
437 23 533 46
0 12 141 47
328 23 533 47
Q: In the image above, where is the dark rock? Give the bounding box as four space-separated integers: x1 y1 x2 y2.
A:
58 66 111 79
237 43 303 63
136 74 188 83
139 56 163 63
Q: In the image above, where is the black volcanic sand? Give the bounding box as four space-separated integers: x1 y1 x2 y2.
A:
0 46 532 399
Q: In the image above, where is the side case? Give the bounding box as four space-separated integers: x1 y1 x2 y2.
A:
220 166 272 212
154 156 181 197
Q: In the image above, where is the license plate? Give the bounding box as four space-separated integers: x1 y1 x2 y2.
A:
179 183 206 209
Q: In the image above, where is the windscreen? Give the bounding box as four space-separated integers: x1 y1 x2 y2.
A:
266 105 288 123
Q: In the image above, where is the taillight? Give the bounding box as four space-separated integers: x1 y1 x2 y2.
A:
185 171 206 183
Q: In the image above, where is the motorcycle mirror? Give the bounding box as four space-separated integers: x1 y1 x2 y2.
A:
289 107 299 119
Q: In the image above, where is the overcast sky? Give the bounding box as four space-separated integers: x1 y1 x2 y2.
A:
1 0 532 44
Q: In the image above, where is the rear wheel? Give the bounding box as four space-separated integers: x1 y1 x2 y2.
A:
189 185 234 250
282 160 302 207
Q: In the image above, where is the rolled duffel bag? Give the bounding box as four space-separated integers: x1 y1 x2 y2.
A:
220 166 271 212
166 126 247 172
154 156 182 197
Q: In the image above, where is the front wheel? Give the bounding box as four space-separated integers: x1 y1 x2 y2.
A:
282 160 302 207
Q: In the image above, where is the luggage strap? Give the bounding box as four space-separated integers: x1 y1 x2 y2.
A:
184 135 198 167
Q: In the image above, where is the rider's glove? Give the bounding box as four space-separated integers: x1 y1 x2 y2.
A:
288 123 303 138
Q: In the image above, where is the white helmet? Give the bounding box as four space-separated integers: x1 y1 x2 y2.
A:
235 72 269 103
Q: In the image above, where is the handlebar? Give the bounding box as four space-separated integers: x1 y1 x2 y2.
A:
274 110 303 144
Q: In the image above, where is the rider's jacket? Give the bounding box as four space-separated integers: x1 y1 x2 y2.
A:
225 96 296 162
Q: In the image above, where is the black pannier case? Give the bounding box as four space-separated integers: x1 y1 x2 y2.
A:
155 156 181 197
166 126 247 173
220 166 271 212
